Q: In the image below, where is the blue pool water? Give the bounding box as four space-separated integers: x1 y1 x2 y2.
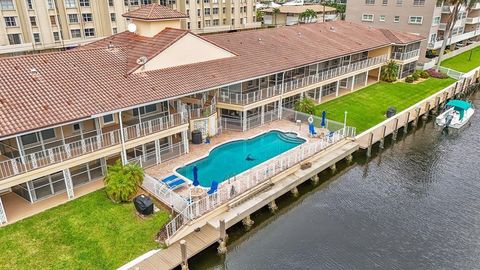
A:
176 130 306 187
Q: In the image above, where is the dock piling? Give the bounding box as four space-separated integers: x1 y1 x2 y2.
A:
217 219 228 254
379 125 386 149
345 154 353 164
268 200 278 213
330 163 337 172
403 112 410 134
422 102 430 121
242 215 254 228
311 175 320 185
291 187 299 197
392 118 399 141
180 240 189 270
413 107 421 127
366 132 373 157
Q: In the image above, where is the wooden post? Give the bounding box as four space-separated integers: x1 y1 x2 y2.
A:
330 162 336 172
180 240 188 270
413 107 421 127
366 132 373 157
379 125 386 149
311 174 320 184
392 118 399 141
291 186 299 197
422 102 430 121
268 200 278 213
404 112 410 134
435 96 441 115
345 154 353 163
242 215 254 228
218 219 227 254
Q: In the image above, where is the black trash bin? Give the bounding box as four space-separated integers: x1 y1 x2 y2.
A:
134 194 154 216
192 130 202 144
386 107 397 118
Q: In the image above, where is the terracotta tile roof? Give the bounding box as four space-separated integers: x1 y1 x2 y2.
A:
82 28 189 74
378 28 423 44
122 4 188 21
0 21 424 138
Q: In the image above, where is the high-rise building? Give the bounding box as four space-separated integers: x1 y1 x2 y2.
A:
345 0 480 63
0 0 259 56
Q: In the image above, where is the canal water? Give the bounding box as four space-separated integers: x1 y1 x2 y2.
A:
189 91 480 270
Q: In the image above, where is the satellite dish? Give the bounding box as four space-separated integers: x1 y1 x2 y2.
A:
136 56 148 65
127 23 137 33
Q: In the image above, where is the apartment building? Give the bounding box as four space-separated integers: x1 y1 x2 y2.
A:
0 0 259 56
345 0 480 63
0 5 422 225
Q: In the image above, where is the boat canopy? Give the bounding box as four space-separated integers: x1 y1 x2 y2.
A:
447 100 471 110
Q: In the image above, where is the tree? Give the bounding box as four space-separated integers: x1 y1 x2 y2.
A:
435 0 479 71
104 160 144 203
299 9 318 24
324 2 346 20
256 10 264 22
294 98 316 114
380 60 399 82
272 7 280 26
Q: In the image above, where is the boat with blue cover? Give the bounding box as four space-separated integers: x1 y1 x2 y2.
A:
436 99 475 129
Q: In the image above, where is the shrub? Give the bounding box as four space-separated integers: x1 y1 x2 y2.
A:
380 60 399 83
405 76 415 83
420 70 430 79
427 68 449 79
294 98 316 114
412 72 420 81
104 160 144 203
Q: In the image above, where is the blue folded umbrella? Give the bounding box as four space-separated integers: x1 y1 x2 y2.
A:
193 166 199 187
321 111 326 128
207 181 218 195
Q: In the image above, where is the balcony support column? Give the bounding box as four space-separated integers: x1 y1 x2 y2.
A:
182 130 190 154
118 112 128 165
63 168 75 200
155 139 162 165
261 105 265 125
350 75 356 92
364 72 368 86
318 86 322 103
336 81 340 97
242 111 247 131
15 136 26 163
377 67 381 82
0 196 7 225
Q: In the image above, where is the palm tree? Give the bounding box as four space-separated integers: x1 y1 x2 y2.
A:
299 9 318 24
435 0 479 71
294 98 316 114
104 160 144 203
380 60 399 82
272 7 280 26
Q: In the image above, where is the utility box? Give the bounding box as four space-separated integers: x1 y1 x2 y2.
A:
191 130 203 144
386 107 396 118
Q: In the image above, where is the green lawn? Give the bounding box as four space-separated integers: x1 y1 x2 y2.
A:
441 46 480 73
314 78 456 133
0 189 169 270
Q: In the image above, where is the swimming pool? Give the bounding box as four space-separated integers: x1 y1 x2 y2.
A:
176 130 306 187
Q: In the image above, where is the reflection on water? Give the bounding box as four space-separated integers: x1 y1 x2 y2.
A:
189 92 480 270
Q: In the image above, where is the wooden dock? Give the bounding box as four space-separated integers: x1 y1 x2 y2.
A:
131 224 219 270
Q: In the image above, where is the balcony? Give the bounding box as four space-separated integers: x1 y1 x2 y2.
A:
438 23 447 30
391 49 420 61
218 54 388 105
442 6 452 13
0 112 187 181
188 103 217 120
465 17 480 24
428 30 479 49
472 2 480 9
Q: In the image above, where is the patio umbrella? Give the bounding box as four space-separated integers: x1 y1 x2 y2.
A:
321 111 326 128
192 165 199 187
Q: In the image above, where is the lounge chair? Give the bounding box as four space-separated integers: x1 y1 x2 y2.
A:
162 175 178 183
207 181 218 195
167 179 186 190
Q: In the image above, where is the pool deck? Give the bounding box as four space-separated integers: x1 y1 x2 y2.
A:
145 119 328 197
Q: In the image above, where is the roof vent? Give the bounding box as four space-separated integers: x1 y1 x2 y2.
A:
107 42 115 49
330 26 335 31
136 56 148 65
258 38 262 41
30 68 40 78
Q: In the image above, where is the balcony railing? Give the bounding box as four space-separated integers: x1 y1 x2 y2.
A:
218 54 388 105
391 49 420 60
188 103 217 120
466 17 480 24
0 112 187 181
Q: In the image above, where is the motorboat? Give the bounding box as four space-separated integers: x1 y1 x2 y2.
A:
435 99 474 129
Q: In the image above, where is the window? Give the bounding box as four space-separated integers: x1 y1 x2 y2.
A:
110 13 116 22
47 0 54 9
222 7 225 13
8 33 21 44
413 0 424 6
0 0 14 10
73 123 81 132
41 129 56 140
26 0 33 9
103 114 114 124
82 13 93 22
203 0 209 2
84 28 95 37
21 133 38 145
132 105 157 116
213 7 218 14
197 9 200 16
379 15 385 21
186 9 189 16
65 0 75 8
79 0 89 6
231 7 234 13
205 19 210 26
33 33 40 43
231 18 234 25
70 29 81 38
108 0 114 6
394 15 400 22
429 33 437 44
433 16 440 25
112 27 117 34
361 14 374 21
68 14 78 23
204 8 210 15
187 22 190 29
382 0 387 4
4 16 16 27
213 19 219 25
124 0 139 5
365 0 375 4
30 16 36 26
197 21 201 28
396 0 402 4
408 16 422 24
53 31 60 41
50 15 56 26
